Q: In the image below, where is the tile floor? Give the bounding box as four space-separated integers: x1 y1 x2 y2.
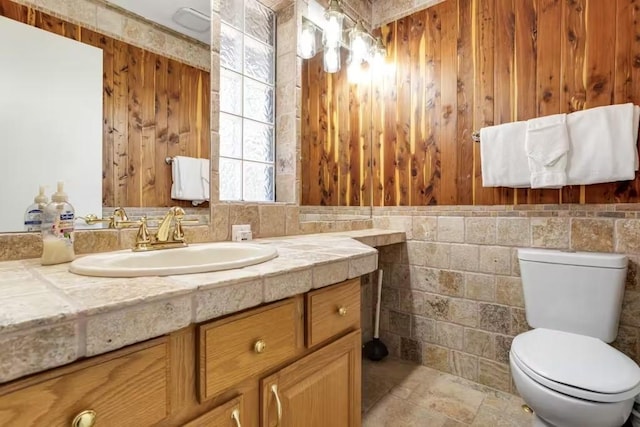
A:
362 358 532 426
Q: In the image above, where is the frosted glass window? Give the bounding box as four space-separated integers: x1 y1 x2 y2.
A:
220 158 243 200
220 69 243 115
243 120 274 162
244 36 274 84
245 0 275 46
219 0 276 202
221 24 243 72
220 0 243 29
244 78 274 124
220 113 242 158
243 162 274 202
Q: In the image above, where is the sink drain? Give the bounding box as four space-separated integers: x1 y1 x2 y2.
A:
522 404 534 414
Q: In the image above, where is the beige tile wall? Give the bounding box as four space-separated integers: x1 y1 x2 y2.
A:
373 204 640 394
10 0 210 70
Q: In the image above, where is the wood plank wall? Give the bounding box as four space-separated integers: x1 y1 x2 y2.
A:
302 0 640 206
301 51 372 206
0 0 210 208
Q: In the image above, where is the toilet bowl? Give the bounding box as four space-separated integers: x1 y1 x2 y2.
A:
512 249 640 427
510 329 640 427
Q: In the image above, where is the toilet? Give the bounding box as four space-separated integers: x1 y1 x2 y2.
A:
511 248 640 427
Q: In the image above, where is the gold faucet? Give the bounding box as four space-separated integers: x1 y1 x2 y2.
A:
79 207 139 229
133 207 193 252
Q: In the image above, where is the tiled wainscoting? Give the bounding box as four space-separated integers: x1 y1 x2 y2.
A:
371 204 640 395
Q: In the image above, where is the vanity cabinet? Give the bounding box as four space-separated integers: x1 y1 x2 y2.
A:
0 278 361 427
261 331 361 427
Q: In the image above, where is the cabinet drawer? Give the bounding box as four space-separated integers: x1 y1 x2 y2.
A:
0 340 169 427
183 396 243 427
199 298 302 401
306 279 360 348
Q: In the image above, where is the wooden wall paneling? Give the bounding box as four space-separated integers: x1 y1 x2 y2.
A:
532 0 562 204
493 0 515 205
326 67 338 206
307 56 324 206
584 0 623 203
439 0 459 205
301 60 311 205
335 54 349 205
383 21 398 206
127 45 143 206
396 17 413 205
425 8 442 206
155 56 170 207
141 50 156 205
513 0 537 204
113 39 129 207
359 74 372 207
200 71 211 162
0 1 26 22
167 59 183 199
348 80 360 205
612 0 640 202
456 0 474 205
558 0 586 203
472 0 496 205
371 46 385 206
409 10 427 206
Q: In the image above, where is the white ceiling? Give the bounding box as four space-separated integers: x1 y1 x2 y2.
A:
107 0 210 45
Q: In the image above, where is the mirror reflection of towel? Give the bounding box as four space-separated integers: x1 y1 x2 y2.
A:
170 156 210 205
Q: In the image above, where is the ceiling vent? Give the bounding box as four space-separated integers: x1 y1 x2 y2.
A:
172 7 210 33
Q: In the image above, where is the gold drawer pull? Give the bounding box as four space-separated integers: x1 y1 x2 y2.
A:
254 339 267 354
231 408 242 427
271 384 283 426
338 306 348 317
72 410 96 427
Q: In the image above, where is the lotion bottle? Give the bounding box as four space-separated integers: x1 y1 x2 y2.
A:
41 182 75 265
24 186 48 232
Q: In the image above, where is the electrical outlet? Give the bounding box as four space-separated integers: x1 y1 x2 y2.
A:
232 224 252 241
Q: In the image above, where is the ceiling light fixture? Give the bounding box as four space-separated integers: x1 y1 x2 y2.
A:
172 7 210 33
298 0 387 77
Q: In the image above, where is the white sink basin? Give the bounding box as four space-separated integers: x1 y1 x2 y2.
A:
69 242 278 277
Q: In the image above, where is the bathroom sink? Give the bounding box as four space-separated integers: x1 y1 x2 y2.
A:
69 242 278 277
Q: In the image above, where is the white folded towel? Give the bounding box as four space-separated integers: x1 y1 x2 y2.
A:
566 103 637 185
525 113 569 188
634 105 639 170
480 121 530 187
171 156 210 204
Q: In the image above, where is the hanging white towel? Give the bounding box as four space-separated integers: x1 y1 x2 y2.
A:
170 156 209 204
199 158 210 206
525 113 569 188
566 103 637 185
480 121 530 187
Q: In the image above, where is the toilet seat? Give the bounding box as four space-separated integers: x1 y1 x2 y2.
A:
511 328 640 403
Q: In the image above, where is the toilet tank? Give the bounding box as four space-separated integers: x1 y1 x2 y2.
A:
518 248 628 343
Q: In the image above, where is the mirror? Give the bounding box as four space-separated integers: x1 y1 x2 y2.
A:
0 0 211 233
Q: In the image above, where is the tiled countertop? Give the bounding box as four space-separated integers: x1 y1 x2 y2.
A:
0 229 405 384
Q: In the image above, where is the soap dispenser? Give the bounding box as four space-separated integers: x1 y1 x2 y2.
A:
24 186 48 232
41 182 75 265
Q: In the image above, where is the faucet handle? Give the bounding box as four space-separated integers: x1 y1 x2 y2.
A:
173 217 186 242
135 216 151 251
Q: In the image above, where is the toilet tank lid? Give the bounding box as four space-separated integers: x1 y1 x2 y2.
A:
518 248 627 269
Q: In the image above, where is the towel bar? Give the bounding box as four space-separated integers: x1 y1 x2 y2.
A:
472 131 481 142
165 157 173 165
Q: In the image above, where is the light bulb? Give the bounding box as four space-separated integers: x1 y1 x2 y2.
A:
349 21 370 64
323 14 343 47
323 45 341 73
299 21 317 59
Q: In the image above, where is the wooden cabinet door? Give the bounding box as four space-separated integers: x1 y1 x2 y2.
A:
183 396 244 427
261 331 361 427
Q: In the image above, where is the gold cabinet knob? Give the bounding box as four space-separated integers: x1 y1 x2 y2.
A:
72 410 96 427
338 306 348 317
254 339 267 354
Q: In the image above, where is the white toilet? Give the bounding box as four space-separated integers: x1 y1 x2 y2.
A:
511 248 640 427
